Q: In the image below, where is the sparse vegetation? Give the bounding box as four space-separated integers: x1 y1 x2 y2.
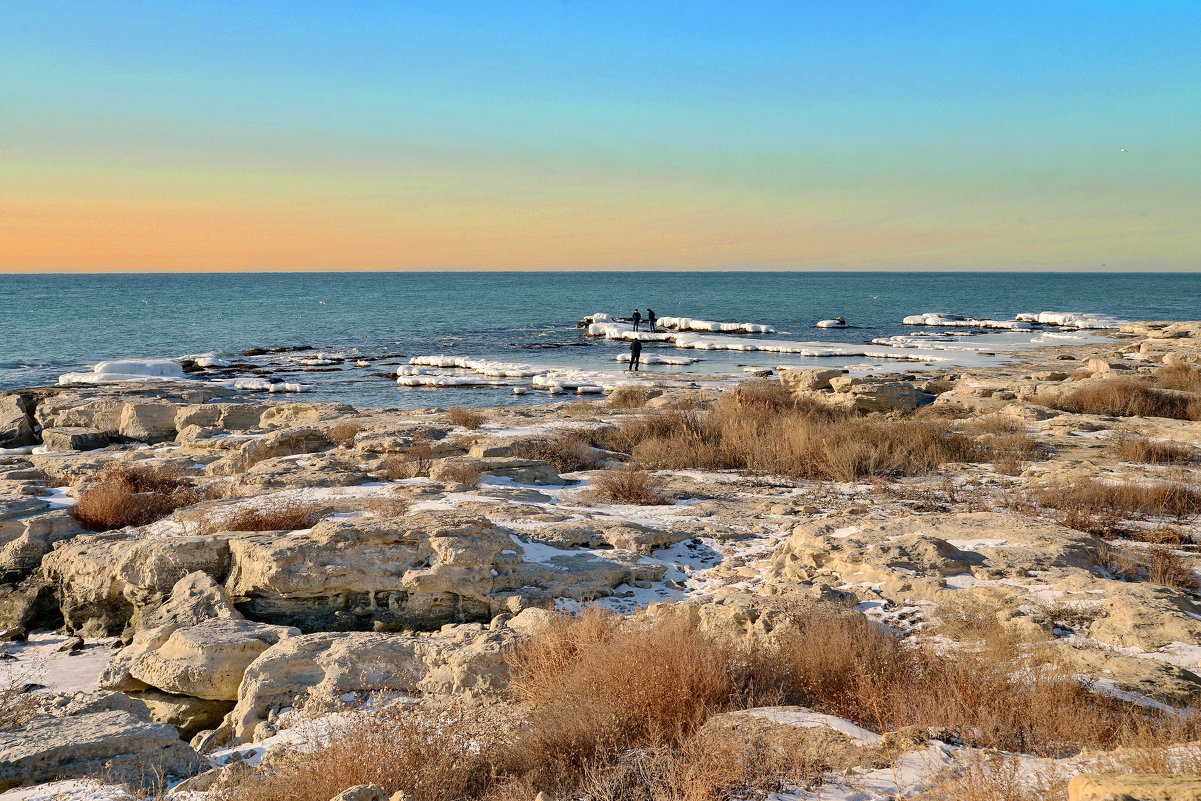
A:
446 407 487 429
1043 378 1201 421
1028 477 1201 537
378 439 436 479
509 432 602 473
438 460 482 486
217 501 333 532
588 468 670 505
607 385 651 409
590 386 985 481
1156 362 1201 393
1097 542 1200 593
326 422 363 448
1109 431 1198 465
72 463 203 531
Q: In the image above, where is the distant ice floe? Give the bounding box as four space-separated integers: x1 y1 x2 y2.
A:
903 311 1127 330
814 318 848 328
614 353 699 365
397 358 546 387
656 315 775 334
57 359 187 386
224 378 308 393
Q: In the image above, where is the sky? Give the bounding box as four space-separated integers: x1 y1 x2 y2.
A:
2 1 1199 273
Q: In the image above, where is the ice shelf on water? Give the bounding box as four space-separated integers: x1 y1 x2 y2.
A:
904 310 1128 330
57 359 186 385
655 315 775 334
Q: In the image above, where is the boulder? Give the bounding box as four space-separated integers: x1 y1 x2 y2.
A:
331 785 389 801
128 689 236 740
175 403 267 432
118 618 299 701
1067 773 1201 801
0 709 203 791
521 519 687 553
117 401 178 443
432 457 565 486
0 511 82 579
259 403 357 428
1088 584 1201 651
0 395 35 448
138 570 243 630
825 378 935 413
778 368 843 392
225 622 515 742
206 427 331 474
41 427 110 452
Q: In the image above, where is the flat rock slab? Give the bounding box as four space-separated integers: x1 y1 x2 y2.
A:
0 709 203 791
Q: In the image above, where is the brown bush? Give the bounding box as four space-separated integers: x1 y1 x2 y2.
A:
438 461 482 486
1045 379 1201 421
509 432 601 473
962 416 1026 436
218 501 333 532
1030 478 1201 537
326 422 363 448
1156 362 1201 393
1109 432 1198 465
604 400 984 482
378 440 436 480
607 386 651 409
362 497 409 518
446 407 487 429
588 468 670 505
72 463 201 531
1097 543 1200 593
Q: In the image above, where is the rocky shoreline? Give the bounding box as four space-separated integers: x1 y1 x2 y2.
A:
3 319 1201 800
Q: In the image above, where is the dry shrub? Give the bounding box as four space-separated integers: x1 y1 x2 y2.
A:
72 463 201 531
326 421 363 448
1097 542 1200 592
1109 431 1198 465
510 432 601 473
439 461 482 486
1045 379 1201 420
219 501 332 532
925 377 956 395
1156 362 1201 393
589 468 670 505
608 404 983 482
1031 478 1201 537
962 417 1026 436
608 386 651 409
362 497 408 518
0 671 38 731
222 705 498 801
378 440 435 479
504 608 763 783
446 407 487 430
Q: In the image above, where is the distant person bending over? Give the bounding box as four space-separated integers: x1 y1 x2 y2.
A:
646 308 656 332
631 309 642 331
628 338 642 371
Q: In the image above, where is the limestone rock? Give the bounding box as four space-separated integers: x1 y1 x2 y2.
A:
0 511 82 579
1088 584 1201 651
129 689 236 739
259 403 357 428
41 427 110 452
0 709 203 791
123 618 300 700
117 401 178 443
0 395 35 448
519 519 686 553
206 426 331 474
138 570 243 630
1067 773 1201 801
175 402 267 432
226 623 515 742
779 368 844 392
331 785 389 801
431 457 566 486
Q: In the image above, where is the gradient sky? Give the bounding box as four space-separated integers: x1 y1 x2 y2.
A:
3 1 1199 272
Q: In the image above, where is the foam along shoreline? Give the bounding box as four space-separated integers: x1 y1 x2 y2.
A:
903 311 1128 330
57 359 309 393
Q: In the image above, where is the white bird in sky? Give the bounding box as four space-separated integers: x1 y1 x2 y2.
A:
1119 147 1128 152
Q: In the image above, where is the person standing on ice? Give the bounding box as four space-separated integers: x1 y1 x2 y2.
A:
628 338 642 371
631 309 642 331
646 308 657 331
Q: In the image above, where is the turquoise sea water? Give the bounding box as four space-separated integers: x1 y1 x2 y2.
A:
0 272 1197 408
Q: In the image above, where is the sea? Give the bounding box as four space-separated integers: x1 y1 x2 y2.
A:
1 272 1197 409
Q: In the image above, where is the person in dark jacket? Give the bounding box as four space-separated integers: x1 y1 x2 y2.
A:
646 308 657 332
631 309 642 331
628 338 642 371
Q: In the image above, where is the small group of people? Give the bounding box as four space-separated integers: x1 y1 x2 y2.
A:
630 308 656 332
626 308 655 371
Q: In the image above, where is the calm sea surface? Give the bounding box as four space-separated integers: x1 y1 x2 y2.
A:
1 272 1197 408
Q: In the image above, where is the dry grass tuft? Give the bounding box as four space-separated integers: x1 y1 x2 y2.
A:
326 422 363 448
591 386 985 482
1029 478 1201 537
0 671 39 731
378 440 436 480
438 461 482 486
607 386 652 409
1045 378 1201 421
72 463 202 531
362 497 409 518
1097 542 1200 593
1156 362 1201 393
445 407 487 430
219 502 333 532
510 432 602 473
588 468 670 505
1109 432 1198 465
